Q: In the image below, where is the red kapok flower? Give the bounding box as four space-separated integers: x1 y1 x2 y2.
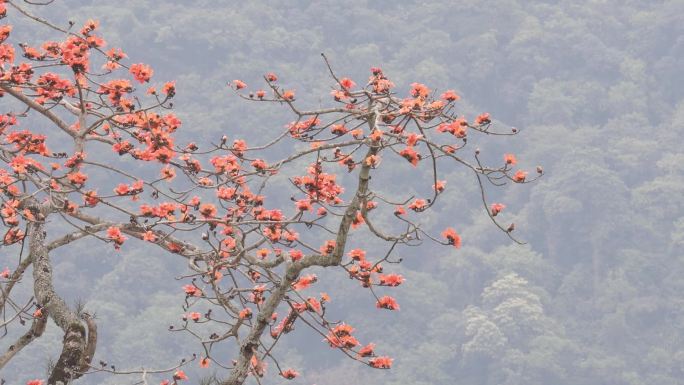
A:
513 170 528 183
106 226 126 249
142 231 156 242
339 77 356 90
199 203 217 218
292 274 317 291
289 249 304 262
475 112 491 125
358 343 376 357
378 274 404 287
67 171 88 186
348 248 366 261
282 90 295 101
295 199 312 212
440 89 460 101
183 284 201 297
173 370 188 380
399 146 419 166
376 295 400 310
239 308 252 319
369 356 393 369
199 357 210 368
129 63 154 83
441 227 461 248
490 203 506 216
408 199 427 212
281 369 299 379
504 153 517 165
162 81 176 97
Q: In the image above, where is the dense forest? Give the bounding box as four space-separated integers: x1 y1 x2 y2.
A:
3 1 684 384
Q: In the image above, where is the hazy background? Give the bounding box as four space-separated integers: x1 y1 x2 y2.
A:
3 1 684 384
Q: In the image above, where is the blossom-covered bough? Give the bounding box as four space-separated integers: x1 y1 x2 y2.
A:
0 1 541 384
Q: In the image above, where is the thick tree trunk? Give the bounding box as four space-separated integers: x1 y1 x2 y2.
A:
28 220 96 384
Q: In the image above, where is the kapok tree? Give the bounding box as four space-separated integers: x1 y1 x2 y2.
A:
0 1 541 385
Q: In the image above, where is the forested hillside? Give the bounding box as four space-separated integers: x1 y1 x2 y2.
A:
3 1 683 384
